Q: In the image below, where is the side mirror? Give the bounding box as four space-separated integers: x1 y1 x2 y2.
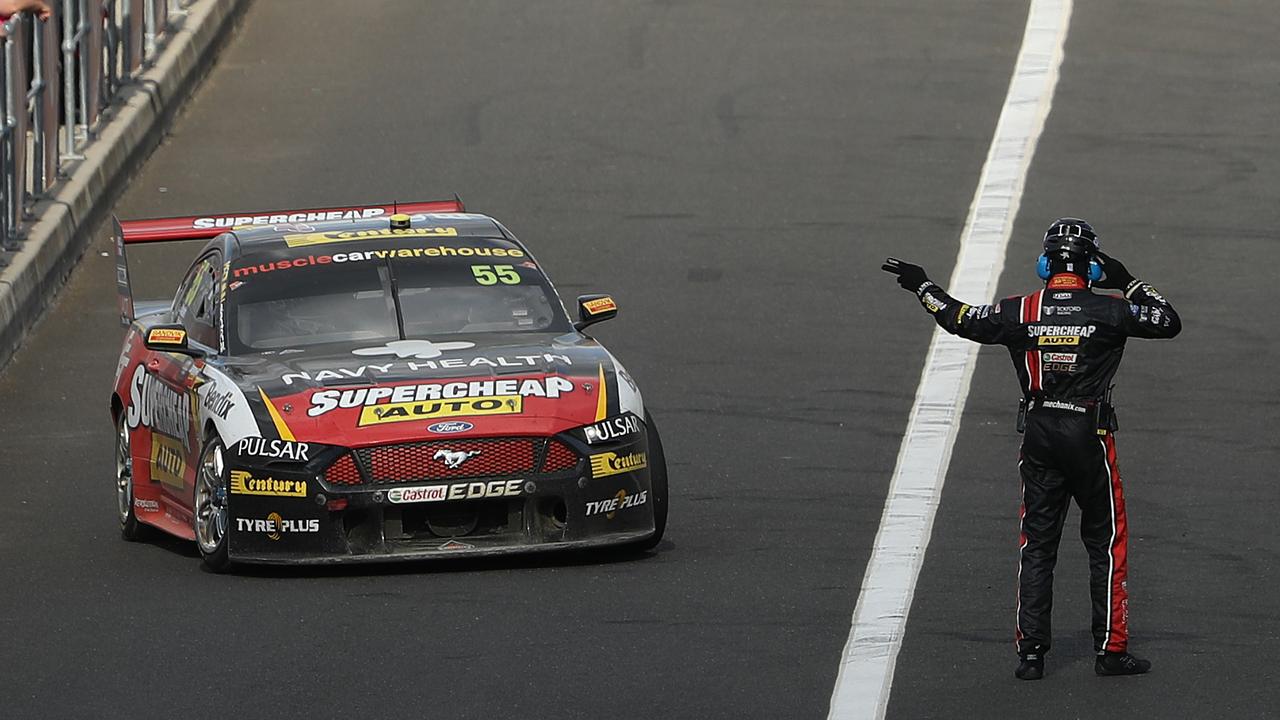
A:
144 324 206 358
574 294 618 331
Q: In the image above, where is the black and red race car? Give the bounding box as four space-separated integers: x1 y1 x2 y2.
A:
109 199 666 571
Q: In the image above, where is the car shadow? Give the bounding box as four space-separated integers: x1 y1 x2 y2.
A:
220 539 675 578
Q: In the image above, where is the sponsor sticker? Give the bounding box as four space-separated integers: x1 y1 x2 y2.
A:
359 397 521 426
281 354 573 385
236 513 319 540
386 479 523 504
585 489 649 519
234 438 311 462
589 451 647 479
134 498 161 512
583 414 642 444
427 421 474 434
126 365 193 451
193 207 386 230
1043 305 1082 315
149 434 187 488
583 296 617 315
147 327 186 345
1037 336 1080 346
921 292 947 313
202 386 236 420
309 377 574 418
229 470 307 498
1027 324 1096 338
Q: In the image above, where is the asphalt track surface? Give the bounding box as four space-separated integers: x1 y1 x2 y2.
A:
0 1 1277 718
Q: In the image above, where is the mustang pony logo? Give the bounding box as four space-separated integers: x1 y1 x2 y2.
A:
352 339 476 360
434 449 480 469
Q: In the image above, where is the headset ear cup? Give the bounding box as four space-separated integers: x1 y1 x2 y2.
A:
1088 259 1102 282
1036 255 1051 280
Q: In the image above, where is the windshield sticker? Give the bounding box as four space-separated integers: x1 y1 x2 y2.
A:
283 228 459 248
281 354 574 385
231 246 527 277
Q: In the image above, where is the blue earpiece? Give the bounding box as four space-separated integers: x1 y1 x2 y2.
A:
1037 254 1102 282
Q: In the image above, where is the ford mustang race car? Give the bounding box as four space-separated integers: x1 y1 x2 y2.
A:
109 199 666 571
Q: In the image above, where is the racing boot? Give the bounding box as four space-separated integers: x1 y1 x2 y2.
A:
1015 651 1045 681
1095 651 1151 676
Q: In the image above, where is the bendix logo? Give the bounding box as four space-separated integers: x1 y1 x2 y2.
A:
428 421 474 434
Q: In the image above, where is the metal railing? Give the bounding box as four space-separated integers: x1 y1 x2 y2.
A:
0 0 195 258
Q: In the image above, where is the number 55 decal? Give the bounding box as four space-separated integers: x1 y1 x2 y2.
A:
471 264 521 285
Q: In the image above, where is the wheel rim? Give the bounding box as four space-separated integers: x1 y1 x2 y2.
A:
195 440 228 554
116 420 132 524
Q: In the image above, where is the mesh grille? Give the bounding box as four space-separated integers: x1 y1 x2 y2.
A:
324 453 363 485
541 440 580 472
357 438 541 485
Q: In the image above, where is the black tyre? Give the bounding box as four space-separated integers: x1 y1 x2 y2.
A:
193 435 233 573
116 415 148 542
635 409 668 550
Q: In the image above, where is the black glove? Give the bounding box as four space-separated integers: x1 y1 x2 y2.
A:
1093 250 1136 290
882 257 930 295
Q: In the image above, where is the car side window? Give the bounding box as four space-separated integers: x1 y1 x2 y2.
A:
173 253 221 349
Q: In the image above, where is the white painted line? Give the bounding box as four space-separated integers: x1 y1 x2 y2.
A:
826 2 1074 718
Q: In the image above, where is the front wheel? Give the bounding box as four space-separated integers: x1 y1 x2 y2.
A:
635 410 668 550
193 436 232 572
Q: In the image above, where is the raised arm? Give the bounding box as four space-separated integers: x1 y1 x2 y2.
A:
882 257 1013 345
1093 251 1181 339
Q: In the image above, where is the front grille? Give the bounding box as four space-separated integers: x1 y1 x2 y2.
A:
542 440 579 472
330 437 580 486
325 453 362 485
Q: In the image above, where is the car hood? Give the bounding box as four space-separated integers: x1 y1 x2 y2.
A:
214 334 637 447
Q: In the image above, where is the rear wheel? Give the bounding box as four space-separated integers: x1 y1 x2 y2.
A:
635 410 668 550
194 436 232 573
116 415 147 542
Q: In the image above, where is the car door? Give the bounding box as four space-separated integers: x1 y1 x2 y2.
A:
143 252 222 508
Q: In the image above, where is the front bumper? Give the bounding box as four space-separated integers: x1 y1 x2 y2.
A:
224 434 655 565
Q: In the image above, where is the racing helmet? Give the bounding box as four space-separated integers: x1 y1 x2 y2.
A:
1037 217 1102 281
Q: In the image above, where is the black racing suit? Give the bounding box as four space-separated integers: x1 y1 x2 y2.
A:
912 272 1180 655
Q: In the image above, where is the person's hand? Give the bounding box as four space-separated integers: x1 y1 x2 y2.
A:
0 0 52 22
1092 250 1135 290
882 257 931 294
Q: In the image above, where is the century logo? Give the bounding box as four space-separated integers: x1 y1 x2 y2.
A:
229 470 307 498
589 451 647 479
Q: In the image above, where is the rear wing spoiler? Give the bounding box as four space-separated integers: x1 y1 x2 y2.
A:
112 198 465 325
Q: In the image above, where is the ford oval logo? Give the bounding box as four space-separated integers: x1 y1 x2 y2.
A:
428 421 474 434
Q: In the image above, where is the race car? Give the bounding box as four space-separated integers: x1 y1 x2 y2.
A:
109 199 666 571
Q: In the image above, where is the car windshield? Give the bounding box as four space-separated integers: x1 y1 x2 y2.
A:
224 241 569 353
